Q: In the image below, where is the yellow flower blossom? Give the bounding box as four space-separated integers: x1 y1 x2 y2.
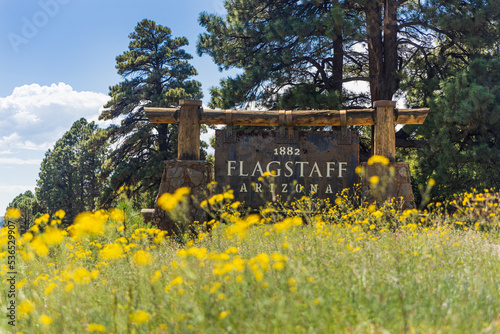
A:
41 227 65 246
39 314 52 325
157 187 190 212
18 300 35 318
30 237 49 256
69 211 107 238
219 311 230 319
109 208 125 222
230 201 241 209
99 243 124 260
272 262 285 270
54 209 66 219
73 268 92 284
22 232 33 242
170 276 183 286
367 155 389 165
4 207 21 220
65 282 74 292
87 323 106 332
130 310 151 324
133 250 153 266
44 282 57 296
274 217 302 233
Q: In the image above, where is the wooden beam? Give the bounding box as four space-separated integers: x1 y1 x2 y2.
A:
145 107 428 126
373 100 396 162
177 99 201 160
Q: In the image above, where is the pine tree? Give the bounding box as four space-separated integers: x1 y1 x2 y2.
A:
36 118 108 223
7 191 41 232
99 19 202 207
417 58 500 197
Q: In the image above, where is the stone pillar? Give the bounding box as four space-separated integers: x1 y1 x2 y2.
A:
359 162 416 209
152 160 212 234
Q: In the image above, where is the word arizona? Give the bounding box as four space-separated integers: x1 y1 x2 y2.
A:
226 160 348 178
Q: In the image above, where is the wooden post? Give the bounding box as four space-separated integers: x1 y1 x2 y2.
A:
178 99 202 160
373 100 397 162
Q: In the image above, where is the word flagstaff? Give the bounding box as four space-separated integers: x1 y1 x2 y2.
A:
226 160 348 178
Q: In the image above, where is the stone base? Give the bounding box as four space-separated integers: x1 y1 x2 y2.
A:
152 160 212 234
359 162 416 209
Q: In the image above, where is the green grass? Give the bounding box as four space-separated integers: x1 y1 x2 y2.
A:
2 191 500 333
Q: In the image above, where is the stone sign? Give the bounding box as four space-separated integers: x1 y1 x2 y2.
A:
215 129 359 207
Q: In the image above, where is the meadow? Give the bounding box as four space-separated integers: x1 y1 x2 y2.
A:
2 185 500 333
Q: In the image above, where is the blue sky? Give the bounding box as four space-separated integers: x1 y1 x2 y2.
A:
0 0 234 212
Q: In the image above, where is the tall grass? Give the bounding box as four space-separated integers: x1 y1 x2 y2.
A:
2 189 500 333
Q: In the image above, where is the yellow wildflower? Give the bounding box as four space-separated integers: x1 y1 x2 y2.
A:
230 201 241 209
39 314 52 325
87 323 106 332
273 262 285 270
157 193 177 212
130 310 151 324
73 268 92 284
170 276 183 286
133 250 153 266
54 209 66 219
69 211 107 238
173 187 190 201
18 300 35 318
99 243 124 260
44 283 57 296
219 311 230 319
30 237 49 256
22 232 33 242
367 155 389 165
41 227 65 246
4 208 21 220
109 208 125 222
65 282 74 292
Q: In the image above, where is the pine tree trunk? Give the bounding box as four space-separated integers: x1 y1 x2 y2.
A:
365 0 400 102
332 33 343 102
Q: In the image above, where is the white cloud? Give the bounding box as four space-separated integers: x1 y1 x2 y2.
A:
0 82 110 152
0 133 52 151
0 157 41 165
0 184 34 192
0 83 111 211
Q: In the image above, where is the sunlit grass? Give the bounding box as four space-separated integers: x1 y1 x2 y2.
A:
2 188 500 333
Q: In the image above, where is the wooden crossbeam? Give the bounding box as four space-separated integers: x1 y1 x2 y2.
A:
144 106 428 126
144 99 429 161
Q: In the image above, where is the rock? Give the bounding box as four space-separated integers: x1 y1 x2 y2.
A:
187 168 204 187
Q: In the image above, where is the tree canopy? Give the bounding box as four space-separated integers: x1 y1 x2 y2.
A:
417 58 500 197
99 19 203 207
198 0 499 110
7 190 41 232
36 118 108 223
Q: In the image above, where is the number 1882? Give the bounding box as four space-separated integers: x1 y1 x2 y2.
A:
274 147 300 156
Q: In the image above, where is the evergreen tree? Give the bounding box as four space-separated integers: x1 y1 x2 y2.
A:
402 0 500 108
197 0 463 109
198 0 362 109
417 58 500 198
99 19 202 207
36 118 108 223
7 191 41 233
199 0 499 108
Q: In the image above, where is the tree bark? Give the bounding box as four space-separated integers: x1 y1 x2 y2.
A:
365 0 400 102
